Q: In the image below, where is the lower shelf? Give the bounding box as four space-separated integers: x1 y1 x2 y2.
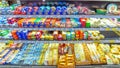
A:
0 40 120 43
0 65 120 68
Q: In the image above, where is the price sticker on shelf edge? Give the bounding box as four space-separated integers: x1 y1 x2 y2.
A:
106 28 110 31
112 28 117 31
93 40 101 43
109 40 115 43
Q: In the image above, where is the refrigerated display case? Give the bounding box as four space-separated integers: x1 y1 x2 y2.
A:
0 0 120 68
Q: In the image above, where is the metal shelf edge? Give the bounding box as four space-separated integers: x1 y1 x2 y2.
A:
0 40 120 43
0 65 120 68
0 28 119 31
1 15 120 18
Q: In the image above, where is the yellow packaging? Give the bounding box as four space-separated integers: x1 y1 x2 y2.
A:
48 50 53 65
111 47 119 54
52 49 58 65
62 31 66 40
107 53 120 64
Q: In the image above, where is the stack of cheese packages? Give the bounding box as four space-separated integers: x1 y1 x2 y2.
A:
88 31 105 40
0 43 8 53
89 18 118 28
74 43 120 65
74 43 91 65
38 43 59 65
58 43 75 68
102 44 120 64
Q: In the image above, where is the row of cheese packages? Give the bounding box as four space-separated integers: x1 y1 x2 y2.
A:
74 43 120 65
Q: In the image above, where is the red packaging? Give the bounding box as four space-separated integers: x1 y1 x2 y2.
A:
80 18 87 28
58 34 63 41
14 6 24 15
59 43 66 55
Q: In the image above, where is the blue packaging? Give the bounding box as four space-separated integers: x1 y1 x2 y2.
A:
27 7 34 15
23 22 27 28
75 18 81 28
61 6 67 15
16 30 23 40
25 7 30 15
21 7 26 15
6 7 12 15
39 6 45 15
46 6 51 15
55 6 61 15
33 7 39 15
61 18 66 27
22 30 28 40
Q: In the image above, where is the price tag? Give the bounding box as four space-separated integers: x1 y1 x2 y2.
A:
93 40 101 43
8 40 14 43
109 40 115 43
105 28 110 31
112 28 117 31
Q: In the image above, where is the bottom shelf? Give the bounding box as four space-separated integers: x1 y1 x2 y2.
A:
0 42 120 68
0 65 120 68
0 65 56 68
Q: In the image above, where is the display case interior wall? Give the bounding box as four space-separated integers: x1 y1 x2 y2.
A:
1 0 17 5
20 1 120 9
18 0 120 15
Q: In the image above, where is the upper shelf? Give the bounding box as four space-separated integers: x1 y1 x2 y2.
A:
20 0 120 2
0 28 119 31
1 15 120 18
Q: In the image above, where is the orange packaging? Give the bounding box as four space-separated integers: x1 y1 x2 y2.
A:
17 18 25 27
11 30 19 40
27 32 32 40
80 31 84 40
45 18 51 28
75 30 80 40
51 18 57 27
55 18 61 27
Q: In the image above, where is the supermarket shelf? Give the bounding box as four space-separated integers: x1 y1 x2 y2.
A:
1 15 120 18
0 65 56 68
0 40 120 43
76 65 120 68
20 0 120 2
0 65 120 68
0 28 119 31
